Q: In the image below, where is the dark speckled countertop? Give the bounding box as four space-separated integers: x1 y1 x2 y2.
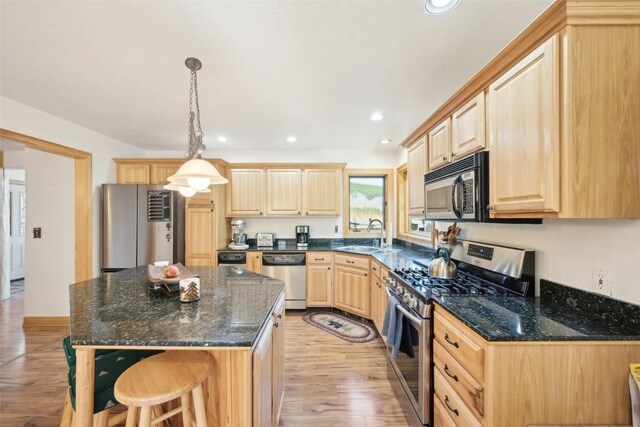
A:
70 266 284 348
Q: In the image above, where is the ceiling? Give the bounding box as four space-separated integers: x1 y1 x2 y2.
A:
1 0 553 152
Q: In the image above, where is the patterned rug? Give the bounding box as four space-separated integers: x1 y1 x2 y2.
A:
303 311 378 343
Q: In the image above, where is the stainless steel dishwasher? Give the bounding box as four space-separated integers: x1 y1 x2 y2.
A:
262 253 306 309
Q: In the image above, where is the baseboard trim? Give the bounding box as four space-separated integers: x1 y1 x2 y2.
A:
23 316 70 328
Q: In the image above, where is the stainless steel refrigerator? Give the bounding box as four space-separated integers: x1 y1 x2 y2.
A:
101 184 185 271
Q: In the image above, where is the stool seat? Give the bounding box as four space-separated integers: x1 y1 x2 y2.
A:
115 351 210 407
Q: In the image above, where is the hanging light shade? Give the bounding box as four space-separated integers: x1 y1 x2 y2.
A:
164 57 228 197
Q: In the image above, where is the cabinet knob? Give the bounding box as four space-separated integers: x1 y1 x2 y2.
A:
442 156 447 161
487 205 493 211
451 153 455 157
327 267 331 270
260 211 263 215
364 273 368 277
298 211 301 215
210 209 214 212
274 321 279 328
306 212 308 215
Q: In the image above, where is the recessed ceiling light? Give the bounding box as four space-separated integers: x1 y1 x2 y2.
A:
370 112 385 122
217 135 227 142
379 139 392 145
425 0 460 15
286 136 297 143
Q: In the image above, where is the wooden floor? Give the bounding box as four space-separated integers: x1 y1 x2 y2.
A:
0 291 409 427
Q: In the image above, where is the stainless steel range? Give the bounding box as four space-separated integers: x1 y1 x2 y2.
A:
384 240 534 427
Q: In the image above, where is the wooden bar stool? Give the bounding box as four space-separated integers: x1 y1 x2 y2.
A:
114 351 211 427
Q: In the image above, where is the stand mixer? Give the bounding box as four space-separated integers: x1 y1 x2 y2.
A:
228 219 249 250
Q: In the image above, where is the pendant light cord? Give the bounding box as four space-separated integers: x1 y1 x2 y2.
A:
186 67 206 159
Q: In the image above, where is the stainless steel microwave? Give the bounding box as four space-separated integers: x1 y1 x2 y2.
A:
424 152 540 223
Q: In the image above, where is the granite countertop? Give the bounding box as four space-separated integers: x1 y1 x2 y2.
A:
433 280 640 342
70 266 284 348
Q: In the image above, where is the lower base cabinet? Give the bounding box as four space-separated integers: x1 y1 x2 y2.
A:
333 265 370 318
253 293 285 427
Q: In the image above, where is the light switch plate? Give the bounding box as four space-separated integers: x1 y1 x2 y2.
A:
33 227 42 239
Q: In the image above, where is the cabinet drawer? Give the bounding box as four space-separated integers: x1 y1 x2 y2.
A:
434 393 460 427
307 252 334 265
434 310 485 382
334 253 370 270
435 370 482 427
434 340 484 419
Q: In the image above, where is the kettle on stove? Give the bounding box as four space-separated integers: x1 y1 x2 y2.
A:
428 247 457 279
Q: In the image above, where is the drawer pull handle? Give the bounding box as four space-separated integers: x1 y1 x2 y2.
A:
444 396 459 417
444 333 459 348
317 258 325 261
347 260 354 264
444 364 459 382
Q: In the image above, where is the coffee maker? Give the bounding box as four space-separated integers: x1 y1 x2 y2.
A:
296 225 310 248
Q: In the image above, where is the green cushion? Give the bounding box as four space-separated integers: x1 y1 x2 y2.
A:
62 336 162 413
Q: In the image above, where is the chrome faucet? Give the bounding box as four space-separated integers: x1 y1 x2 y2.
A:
367 219 385 249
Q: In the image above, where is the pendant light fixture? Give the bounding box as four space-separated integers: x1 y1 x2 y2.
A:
164 57 228 197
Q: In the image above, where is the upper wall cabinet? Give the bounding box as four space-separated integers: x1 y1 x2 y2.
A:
267 169 303 215
226 169 266 216
451 92 486 161
227 165 343 217
117 163 151 184
488 35 560 215
407 136 426 215
427 118 451 171
150 163 180 185
402 2 640 219
302 169 341 216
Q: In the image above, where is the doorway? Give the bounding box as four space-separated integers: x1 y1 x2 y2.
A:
8 170 26 294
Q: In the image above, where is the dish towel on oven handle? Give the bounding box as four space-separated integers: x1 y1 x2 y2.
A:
382 293 405 358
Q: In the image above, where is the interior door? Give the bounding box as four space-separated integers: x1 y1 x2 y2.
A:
9 183 25 280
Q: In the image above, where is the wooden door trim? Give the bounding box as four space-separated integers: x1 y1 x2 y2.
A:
0 128 93 282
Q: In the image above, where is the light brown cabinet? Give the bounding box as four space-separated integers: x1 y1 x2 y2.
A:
226 169 265 216
184 206 216 266
451 92 486 161
266 169 303 215
302 169 341 216
369 261 389 335
488 34 560 216
306 252 333 307
333 254 370 318
407 137 426 215
427 118 451 171
149 163 181 185
117 163 150 184
246 251 262 274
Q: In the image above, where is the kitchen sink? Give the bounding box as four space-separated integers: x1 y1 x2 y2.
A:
336 245 402 255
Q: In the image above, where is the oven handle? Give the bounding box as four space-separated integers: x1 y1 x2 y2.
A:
385 287 424 326
451 175 463 219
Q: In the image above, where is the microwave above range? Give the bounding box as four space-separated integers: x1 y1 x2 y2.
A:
424 151 540 224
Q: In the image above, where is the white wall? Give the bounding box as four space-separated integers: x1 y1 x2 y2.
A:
3 150 25 169
1 96 144 276
436 219 640 306
24 149 75 316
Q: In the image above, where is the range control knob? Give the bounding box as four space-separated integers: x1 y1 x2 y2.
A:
409 297 418 310
403 293 411 304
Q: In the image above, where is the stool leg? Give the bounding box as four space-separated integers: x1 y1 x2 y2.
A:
93 408 109 427
125 406 138 427
191 384 208 427
139 406 152 427
181 392 193 426
60 390 73 427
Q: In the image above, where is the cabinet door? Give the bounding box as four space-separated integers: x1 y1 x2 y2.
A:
253 320 273 427
427 118 452 171
117 164 150 184
266 169 302 215
488 34 560 215
246 251 262 274
227 169 265 216
306 264 333 306
407 137 426 215
333 266 369 318
271 294 285 427
150 163 181 185
185 206 216 266
302 169 340 216
451 92 486 160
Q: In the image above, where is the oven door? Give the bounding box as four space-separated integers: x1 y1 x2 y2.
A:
387 298 431 425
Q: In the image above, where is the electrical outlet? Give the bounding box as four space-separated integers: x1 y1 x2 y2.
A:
335 225 342 233
592 268 612 296
33 227 42 239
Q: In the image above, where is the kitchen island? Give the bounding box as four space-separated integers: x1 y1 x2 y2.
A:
69 266 285 427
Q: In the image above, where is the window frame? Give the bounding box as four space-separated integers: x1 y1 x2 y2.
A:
342 169 394 238
396 163 435 247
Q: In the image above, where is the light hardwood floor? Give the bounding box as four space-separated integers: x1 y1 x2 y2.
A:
0 291 409 427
